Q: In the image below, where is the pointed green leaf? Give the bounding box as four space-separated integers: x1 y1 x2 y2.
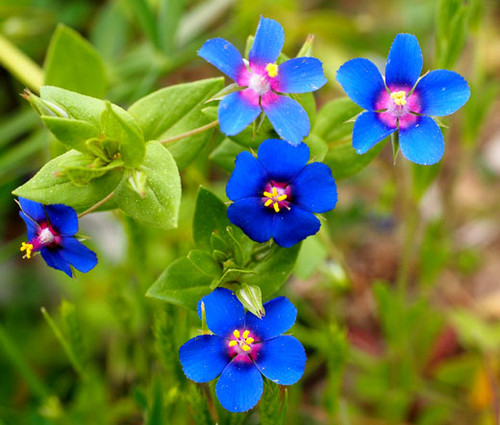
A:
237 284 265 319
41 116 100 153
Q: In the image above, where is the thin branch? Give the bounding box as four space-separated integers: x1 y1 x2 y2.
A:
159 120 219 145
77 192 115 219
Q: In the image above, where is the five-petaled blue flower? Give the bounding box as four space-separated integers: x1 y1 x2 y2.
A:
179 288 306 412
336 33 470 165
226 138 337 248
18 197 98 277
198 16 327 145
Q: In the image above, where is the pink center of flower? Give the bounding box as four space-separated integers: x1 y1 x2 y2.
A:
227 329 260 362
375 85 422 129
248 72 271 95
20 223 60 260
262 182 291 213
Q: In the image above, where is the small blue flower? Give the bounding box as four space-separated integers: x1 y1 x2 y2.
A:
179 288 306 412
226 138 337 248
198 16 327 145
336 33 470 165
18 197 98 277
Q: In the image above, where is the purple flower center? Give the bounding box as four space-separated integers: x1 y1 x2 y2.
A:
227 329 260 362
375 85 422 129
20 223 60 259
262 182 291 213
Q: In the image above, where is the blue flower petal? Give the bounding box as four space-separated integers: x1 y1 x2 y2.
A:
257 138 309 181
58 237 98 273
274 57 327 93
261 93 310 145
245 297 297 341
414 69 470 117
197 288 245 337
218 89 261 136
227 198 274 244
254 335 306 385
292 163 337 213
216 360 263 412
19 211 38 241
336 58 385 111
179 335 229 383
18 198 46 223
249 17 284 70
385 33 422 88
353 111 396 154
198 38 246 82
272 206 320 248
41 247 72 277
399 116 444 165
45 204 78 236
226 152 268 201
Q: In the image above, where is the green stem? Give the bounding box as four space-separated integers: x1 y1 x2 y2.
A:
159 120 219 145
0 34 43 93
77 191 115 219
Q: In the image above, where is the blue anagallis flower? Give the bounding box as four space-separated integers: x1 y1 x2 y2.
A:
336 33 470 165
226 138 337 248
179 288 306 412
198 16 327 145
18 197 98 277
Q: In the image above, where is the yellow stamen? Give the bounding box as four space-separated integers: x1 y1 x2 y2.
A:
264 199 273 207
390 90 407 106
233 330 240 338
241 344 251 352
20 242 34 259
229 340 237 347
277 194 287 201
271 187 278 196
263 186 288 213
245 337 254 344
273 202 280 213
265 63 278 78
243 330 250 339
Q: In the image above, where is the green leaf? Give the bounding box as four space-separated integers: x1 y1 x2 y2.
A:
128 78 224 169
101 101 145 167
44 24 107 97
304 133 328 162
237 284 264 319
114 141 181 229
146 257 213 310
187 249 222 277
193 187 231 251
12 150 122 210
41 116 100 153
65 159 124 187
294 235 327 280
209 138 245 172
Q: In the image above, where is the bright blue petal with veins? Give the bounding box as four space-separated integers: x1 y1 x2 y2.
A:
19 198 46 223
353 111 395 154
227 198 273 244
198 38 246 82
336 58 385 111
249 17 284 69
197 288 245 337
179 335 229 383
261 93 310 145
272 206 320 248
216 361 263 412
254 335 306 385
245 297 297 341
19 211 38 241
45 204 78 236
41 247 72 277
292 163 337 213
414 69 470 116
399 116 444 165
257 138 309 181
385 33 422 88
226 152 268 201
274 57 327 93
218 90 261 136
59 237 97 273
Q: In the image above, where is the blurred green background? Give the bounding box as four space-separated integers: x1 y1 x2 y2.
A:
1 0 499 424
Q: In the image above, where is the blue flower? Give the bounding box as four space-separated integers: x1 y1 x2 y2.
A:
336 33 470 165
179 288 306 412
18 197 98 277
198 16 327 145
226 138 337 248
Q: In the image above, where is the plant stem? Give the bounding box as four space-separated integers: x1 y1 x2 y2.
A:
0 34 43 93
159 120 219 145
77 191 115 219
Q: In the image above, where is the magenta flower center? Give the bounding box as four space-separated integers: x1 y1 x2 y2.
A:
262 182 291 213
375 86 422 130
227 329 259 361
20 223 60 260
248 72 271 95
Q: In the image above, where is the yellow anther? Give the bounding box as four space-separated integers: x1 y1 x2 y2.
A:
243 330 250 339
233 330 240 338
273 202 280 213
271 187 278 196
390 90 407 106
241 344 251 352
264 199 273 207
265 63 279 78
20 242 34 259
229 340 237 347
246 337 254 344
277 194 287 202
